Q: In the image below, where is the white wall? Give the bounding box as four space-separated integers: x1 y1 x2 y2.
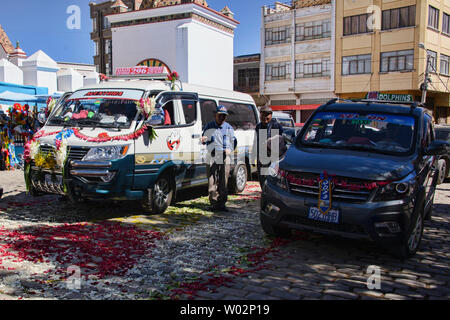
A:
112 16 235 90
112 20 180 78
0 59 23 85
185 21 234 90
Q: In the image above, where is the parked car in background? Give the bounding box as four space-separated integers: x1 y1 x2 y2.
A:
272 112 297 144
261 99 449 258
435 125 450 184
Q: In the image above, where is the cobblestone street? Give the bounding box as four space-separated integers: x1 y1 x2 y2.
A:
0 170 449 300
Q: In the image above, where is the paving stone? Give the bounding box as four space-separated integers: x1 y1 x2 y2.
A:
242 285 271 295
353 288 384 298
323 289 359 299
384 293 408 300
288 287 322 299
245 293 280 300
216 287 248 298
196 291 226 300
269 289 301 300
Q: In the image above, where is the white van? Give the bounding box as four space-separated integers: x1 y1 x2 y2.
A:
26 75 259 214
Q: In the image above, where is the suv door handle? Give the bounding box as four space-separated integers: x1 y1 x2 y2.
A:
192 134 201 138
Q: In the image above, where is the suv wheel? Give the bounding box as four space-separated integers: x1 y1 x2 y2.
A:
142 175 173 215
437 159 447 185
392 205 424 259
260 214 291 238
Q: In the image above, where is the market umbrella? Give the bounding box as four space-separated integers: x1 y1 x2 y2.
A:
0 91 38 102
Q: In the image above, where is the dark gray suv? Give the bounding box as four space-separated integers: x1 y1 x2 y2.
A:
260 100 449 258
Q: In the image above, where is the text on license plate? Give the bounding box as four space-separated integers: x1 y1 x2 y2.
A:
308 207 340 224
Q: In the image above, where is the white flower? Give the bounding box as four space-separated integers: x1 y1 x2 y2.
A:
55 141 68 168
29 141 41 160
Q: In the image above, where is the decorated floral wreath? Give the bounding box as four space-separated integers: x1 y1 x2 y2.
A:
167 71 180 90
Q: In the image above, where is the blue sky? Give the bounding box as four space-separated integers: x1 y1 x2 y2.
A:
0 0 264 64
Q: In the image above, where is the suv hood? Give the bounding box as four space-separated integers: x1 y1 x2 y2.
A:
281 147 414 181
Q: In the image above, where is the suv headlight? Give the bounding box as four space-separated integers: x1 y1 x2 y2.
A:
83 145 129 161
374 173 416 201
267 161 288 190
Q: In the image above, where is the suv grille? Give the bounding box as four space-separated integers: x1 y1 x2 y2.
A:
286 172 373 203
39 145 90 161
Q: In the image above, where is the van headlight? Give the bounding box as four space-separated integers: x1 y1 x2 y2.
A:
374 174 416 201
83 145 129 161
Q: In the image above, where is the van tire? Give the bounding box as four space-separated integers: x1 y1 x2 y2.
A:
142 175 173 215
229 163 247 194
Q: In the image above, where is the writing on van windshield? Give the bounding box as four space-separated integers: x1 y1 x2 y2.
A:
84 91 124 97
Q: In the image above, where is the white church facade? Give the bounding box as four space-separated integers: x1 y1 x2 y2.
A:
107 2 238 90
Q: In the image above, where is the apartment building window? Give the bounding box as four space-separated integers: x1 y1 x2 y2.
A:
265 26 291 45
342 54 371 75
428 6 440 30
382 6 416 30
380 50 414 72
427 50 438 73
296 20 331 41
105 39 112 55
93 17 98 32
440 54 449 76
94 41 99 56
295 58 330 78
443 13 450 35
237 69 259 90
103 16 111 30
265 62 291 81
343 13 369 36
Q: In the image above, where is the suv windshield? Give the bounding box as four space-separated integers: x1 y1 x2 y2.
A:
47 89 144 129
298 111 416 155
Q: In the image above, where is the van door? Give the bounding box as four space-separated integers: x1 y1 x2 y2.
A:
133 92 203 191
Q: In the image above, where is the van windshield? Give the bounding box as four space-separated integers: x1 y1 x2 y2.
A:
298 112 416 155
48 98 138 129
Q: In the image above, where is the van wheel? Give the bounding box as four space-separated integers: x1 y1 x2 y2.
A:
230 163 247 194
392 203 424 259
142 175 173 215
260 214 291 238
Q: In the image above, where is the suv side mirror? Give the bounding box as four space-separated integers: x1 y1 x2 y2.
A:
283 129 296 145
425 140 449 156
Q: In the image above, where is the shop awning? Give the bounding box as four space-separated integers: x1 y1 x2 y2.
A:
0 91 38 102
271 104 321 111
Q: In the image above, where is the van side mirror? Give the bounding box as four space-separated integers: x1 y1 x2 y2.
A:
425 140 449 156
37 112 47 125
145 108 165 127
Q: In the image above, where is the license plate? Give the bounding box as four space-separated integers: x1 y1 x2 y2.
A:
308 207 340 224
45 174 63 186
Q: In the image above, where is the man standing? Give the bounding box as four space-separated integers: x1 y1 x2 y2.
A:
254 105 286 187
201 105 236 211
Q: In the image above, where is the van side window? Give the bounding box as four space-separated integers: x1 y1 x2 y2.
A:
219 101 257 131
164 101 175 125
200 99 217 127
181 100 197 125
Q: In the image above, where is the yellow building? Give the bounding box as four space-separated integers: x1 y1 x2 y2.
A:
335 0 450 124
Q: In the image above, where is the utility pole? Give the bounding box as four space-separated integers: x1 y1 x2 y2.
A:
419 43 431 105
421 54 430 104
